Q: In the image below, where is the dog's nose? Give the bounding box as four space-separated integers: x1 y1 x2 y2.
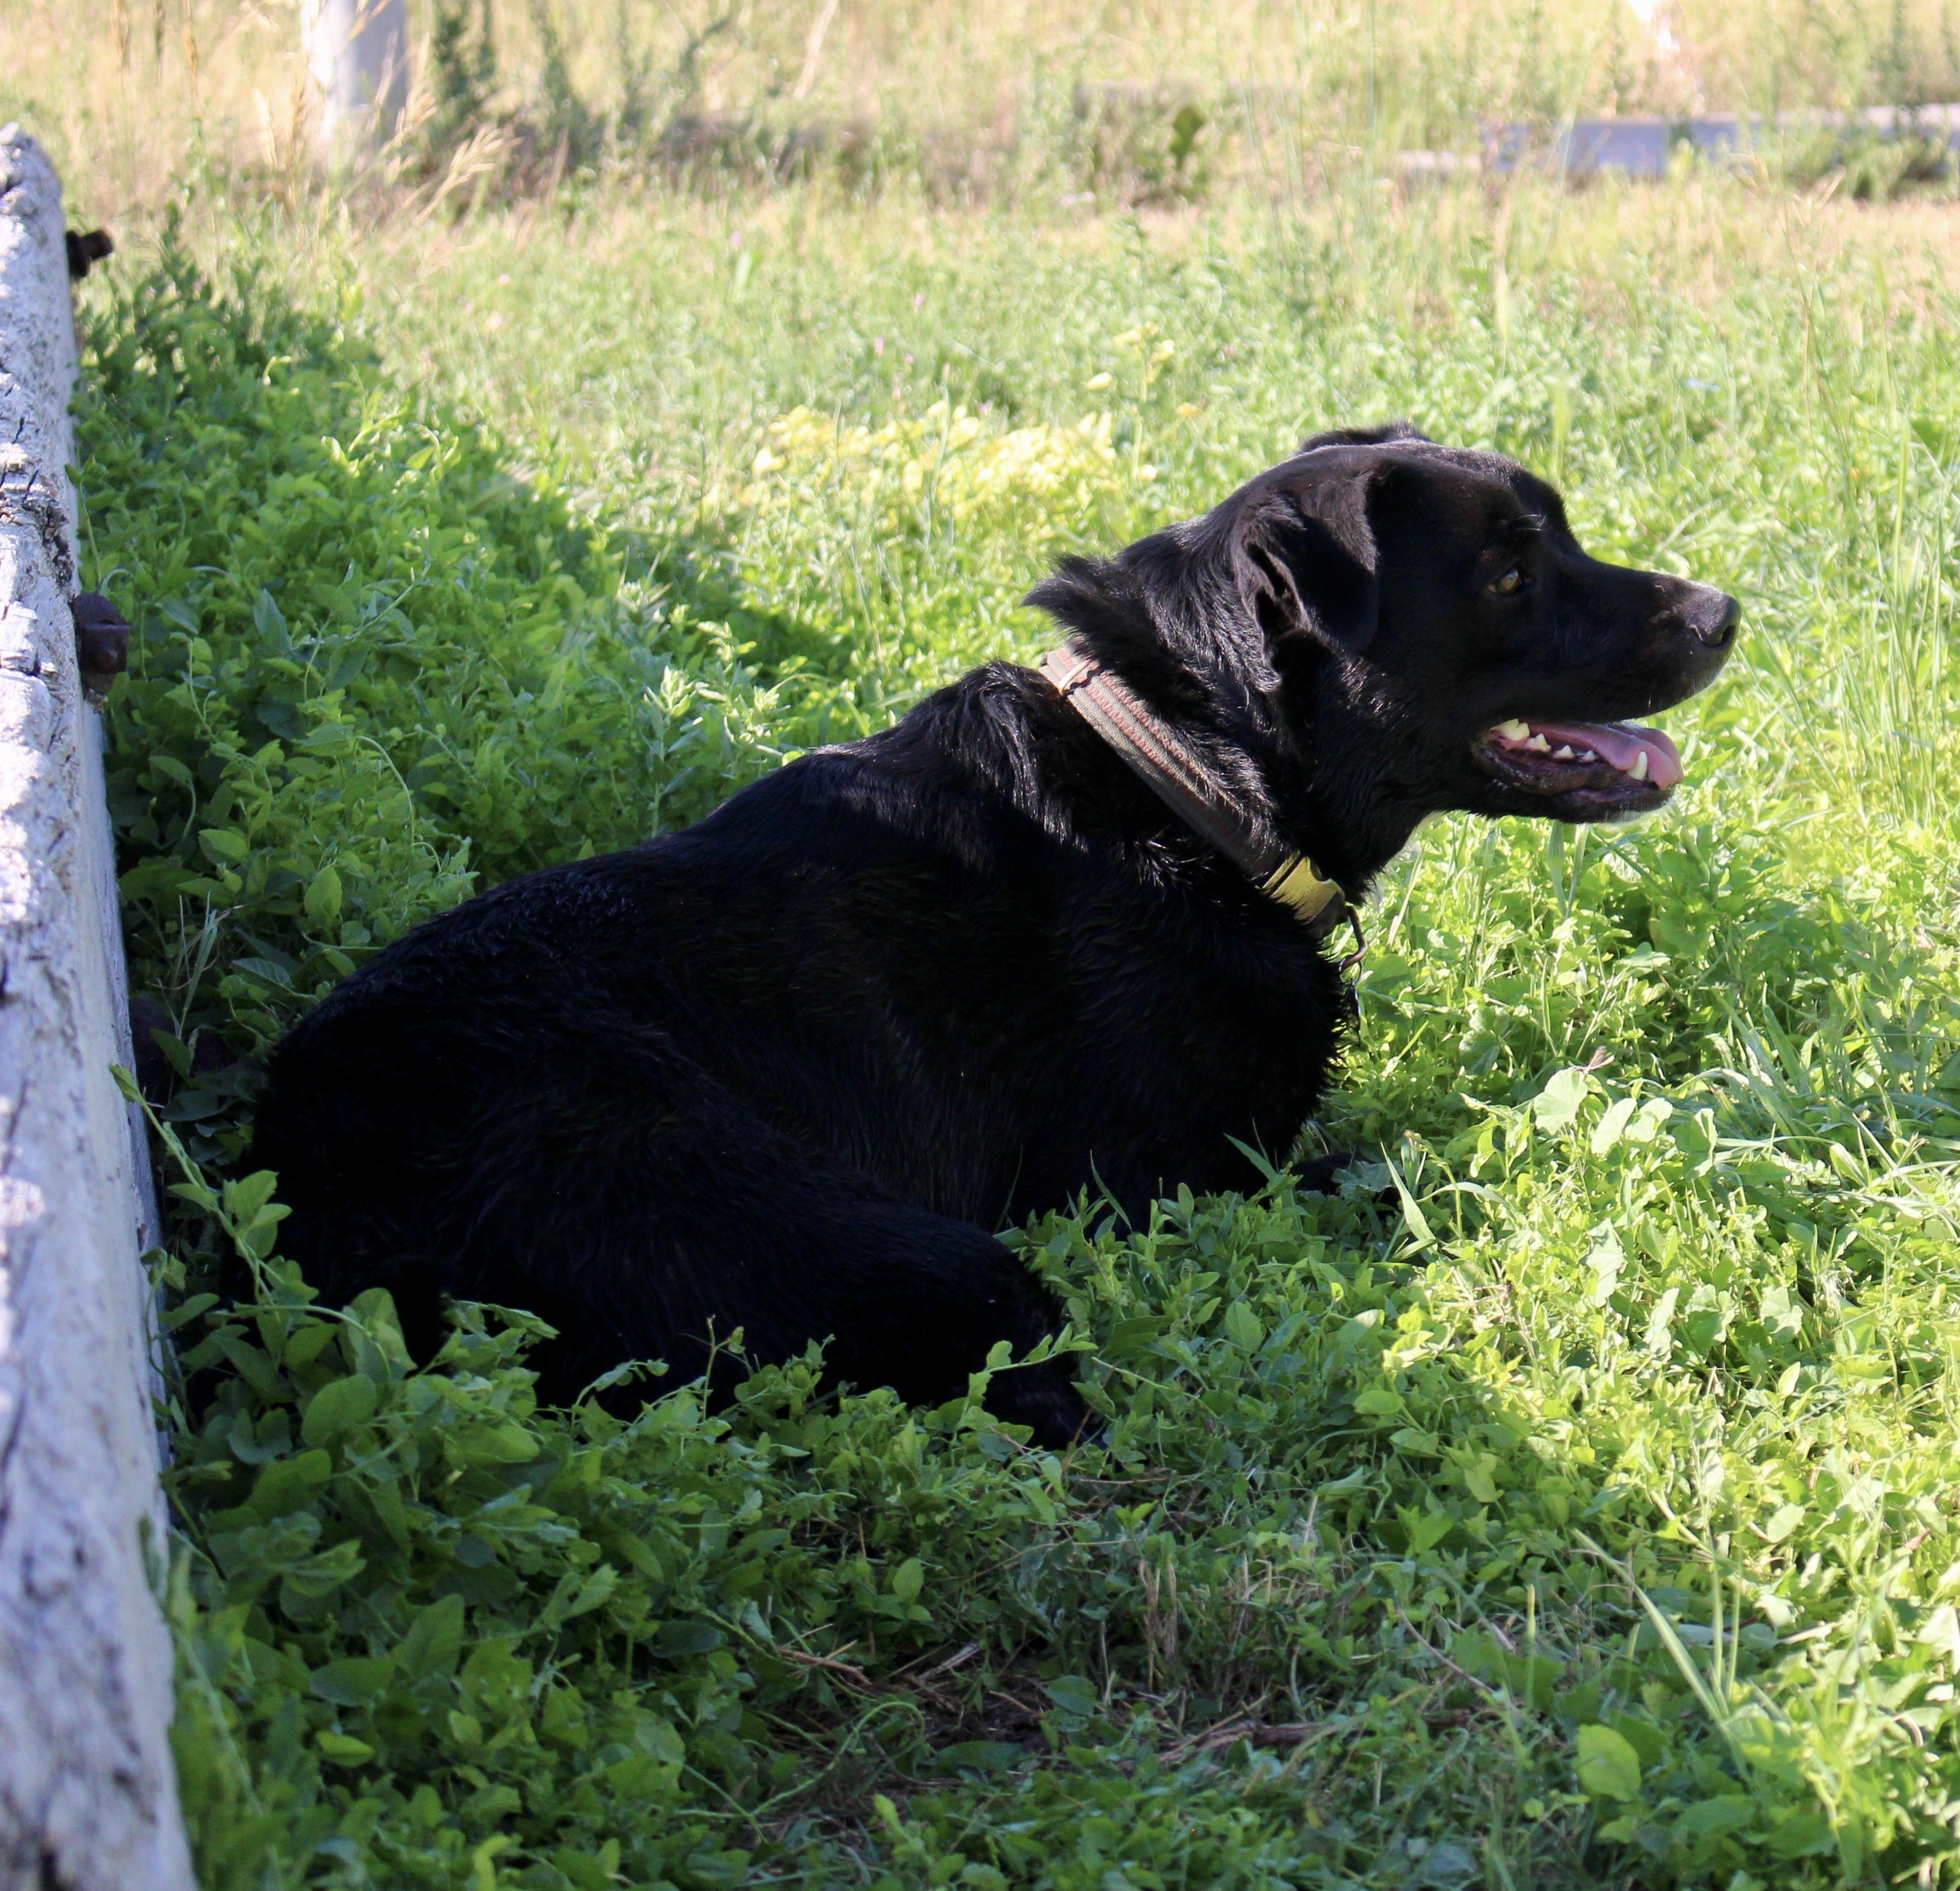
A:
1694 592 1741 649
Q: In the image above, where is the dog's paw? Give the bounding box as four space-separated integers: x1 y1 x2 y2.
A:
1295 1151 1357 1194
986 1364 1099 1452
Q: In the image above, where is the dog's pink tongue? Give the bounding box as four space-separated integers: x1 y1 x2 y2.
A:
1532 721 1683 789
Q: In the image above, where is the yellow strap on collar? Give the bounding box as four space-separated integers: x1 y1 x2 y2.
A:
1258 852 1343 925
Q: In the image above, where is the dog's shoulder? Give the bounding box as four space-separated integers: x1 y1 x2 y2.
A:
700 659 1062 853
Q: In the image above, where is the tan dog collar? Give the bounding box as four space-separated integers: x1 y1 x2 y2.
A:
1039 638 1365 968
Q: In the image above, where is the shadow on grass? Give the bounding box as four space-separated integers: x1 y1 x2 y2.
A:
80 229 844 1158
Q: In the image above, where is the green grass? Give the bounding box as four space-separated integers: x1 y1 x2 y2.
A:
80 171 1960 1888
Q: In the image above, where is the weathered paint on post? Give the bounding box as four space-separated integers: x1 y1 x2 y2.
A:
0 126 193 1891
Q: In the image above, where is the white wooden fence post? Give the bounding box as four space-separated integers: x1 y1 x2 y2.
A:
0 127 194 1891
303 0 413 157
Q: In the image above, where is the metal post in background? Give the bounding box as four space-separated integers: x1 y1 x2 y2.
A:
303 0 413 156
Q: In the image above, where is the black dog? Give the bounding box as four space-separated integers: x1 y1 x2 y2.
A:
247 424 1737 1443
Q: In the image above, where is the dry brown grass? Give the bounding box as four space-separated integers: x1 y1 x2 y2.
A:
10 0 1960 231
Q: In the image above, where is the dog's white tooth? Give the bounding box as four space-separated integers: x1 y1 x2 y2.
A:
1577 748 1598 762
1552 745 1576 760
1525 733 1551 752
1494 719 1530 740
1629 749 1649 780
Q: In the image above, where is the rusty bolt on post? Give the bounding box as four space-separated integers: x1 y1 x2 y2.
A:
65 228 113 279
71 592 129 703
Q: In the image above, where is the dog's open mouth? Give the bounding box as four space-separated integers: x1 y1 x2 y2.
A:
1475 717 1683 812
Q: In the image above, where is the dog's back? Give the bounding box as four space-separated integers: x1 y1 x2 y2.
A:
250 664 1337 1439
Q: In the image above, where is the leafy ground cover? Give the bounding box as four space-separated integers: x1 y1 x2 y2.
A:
78 173 1960 1888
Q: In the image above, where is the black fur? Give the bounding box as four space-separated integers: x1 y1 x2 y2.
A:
248 428 1737 1444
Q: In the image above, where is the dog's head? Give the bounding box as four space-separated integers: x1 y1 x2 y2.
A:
1030 423 1738 883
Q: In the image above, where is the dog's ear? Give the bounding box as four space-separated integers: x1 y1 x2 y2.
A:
1237 470 1382 658
1296 419 1431 454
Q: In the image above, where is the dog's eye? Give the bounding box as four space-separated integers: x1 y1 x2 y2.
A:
1491 566 1530 597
